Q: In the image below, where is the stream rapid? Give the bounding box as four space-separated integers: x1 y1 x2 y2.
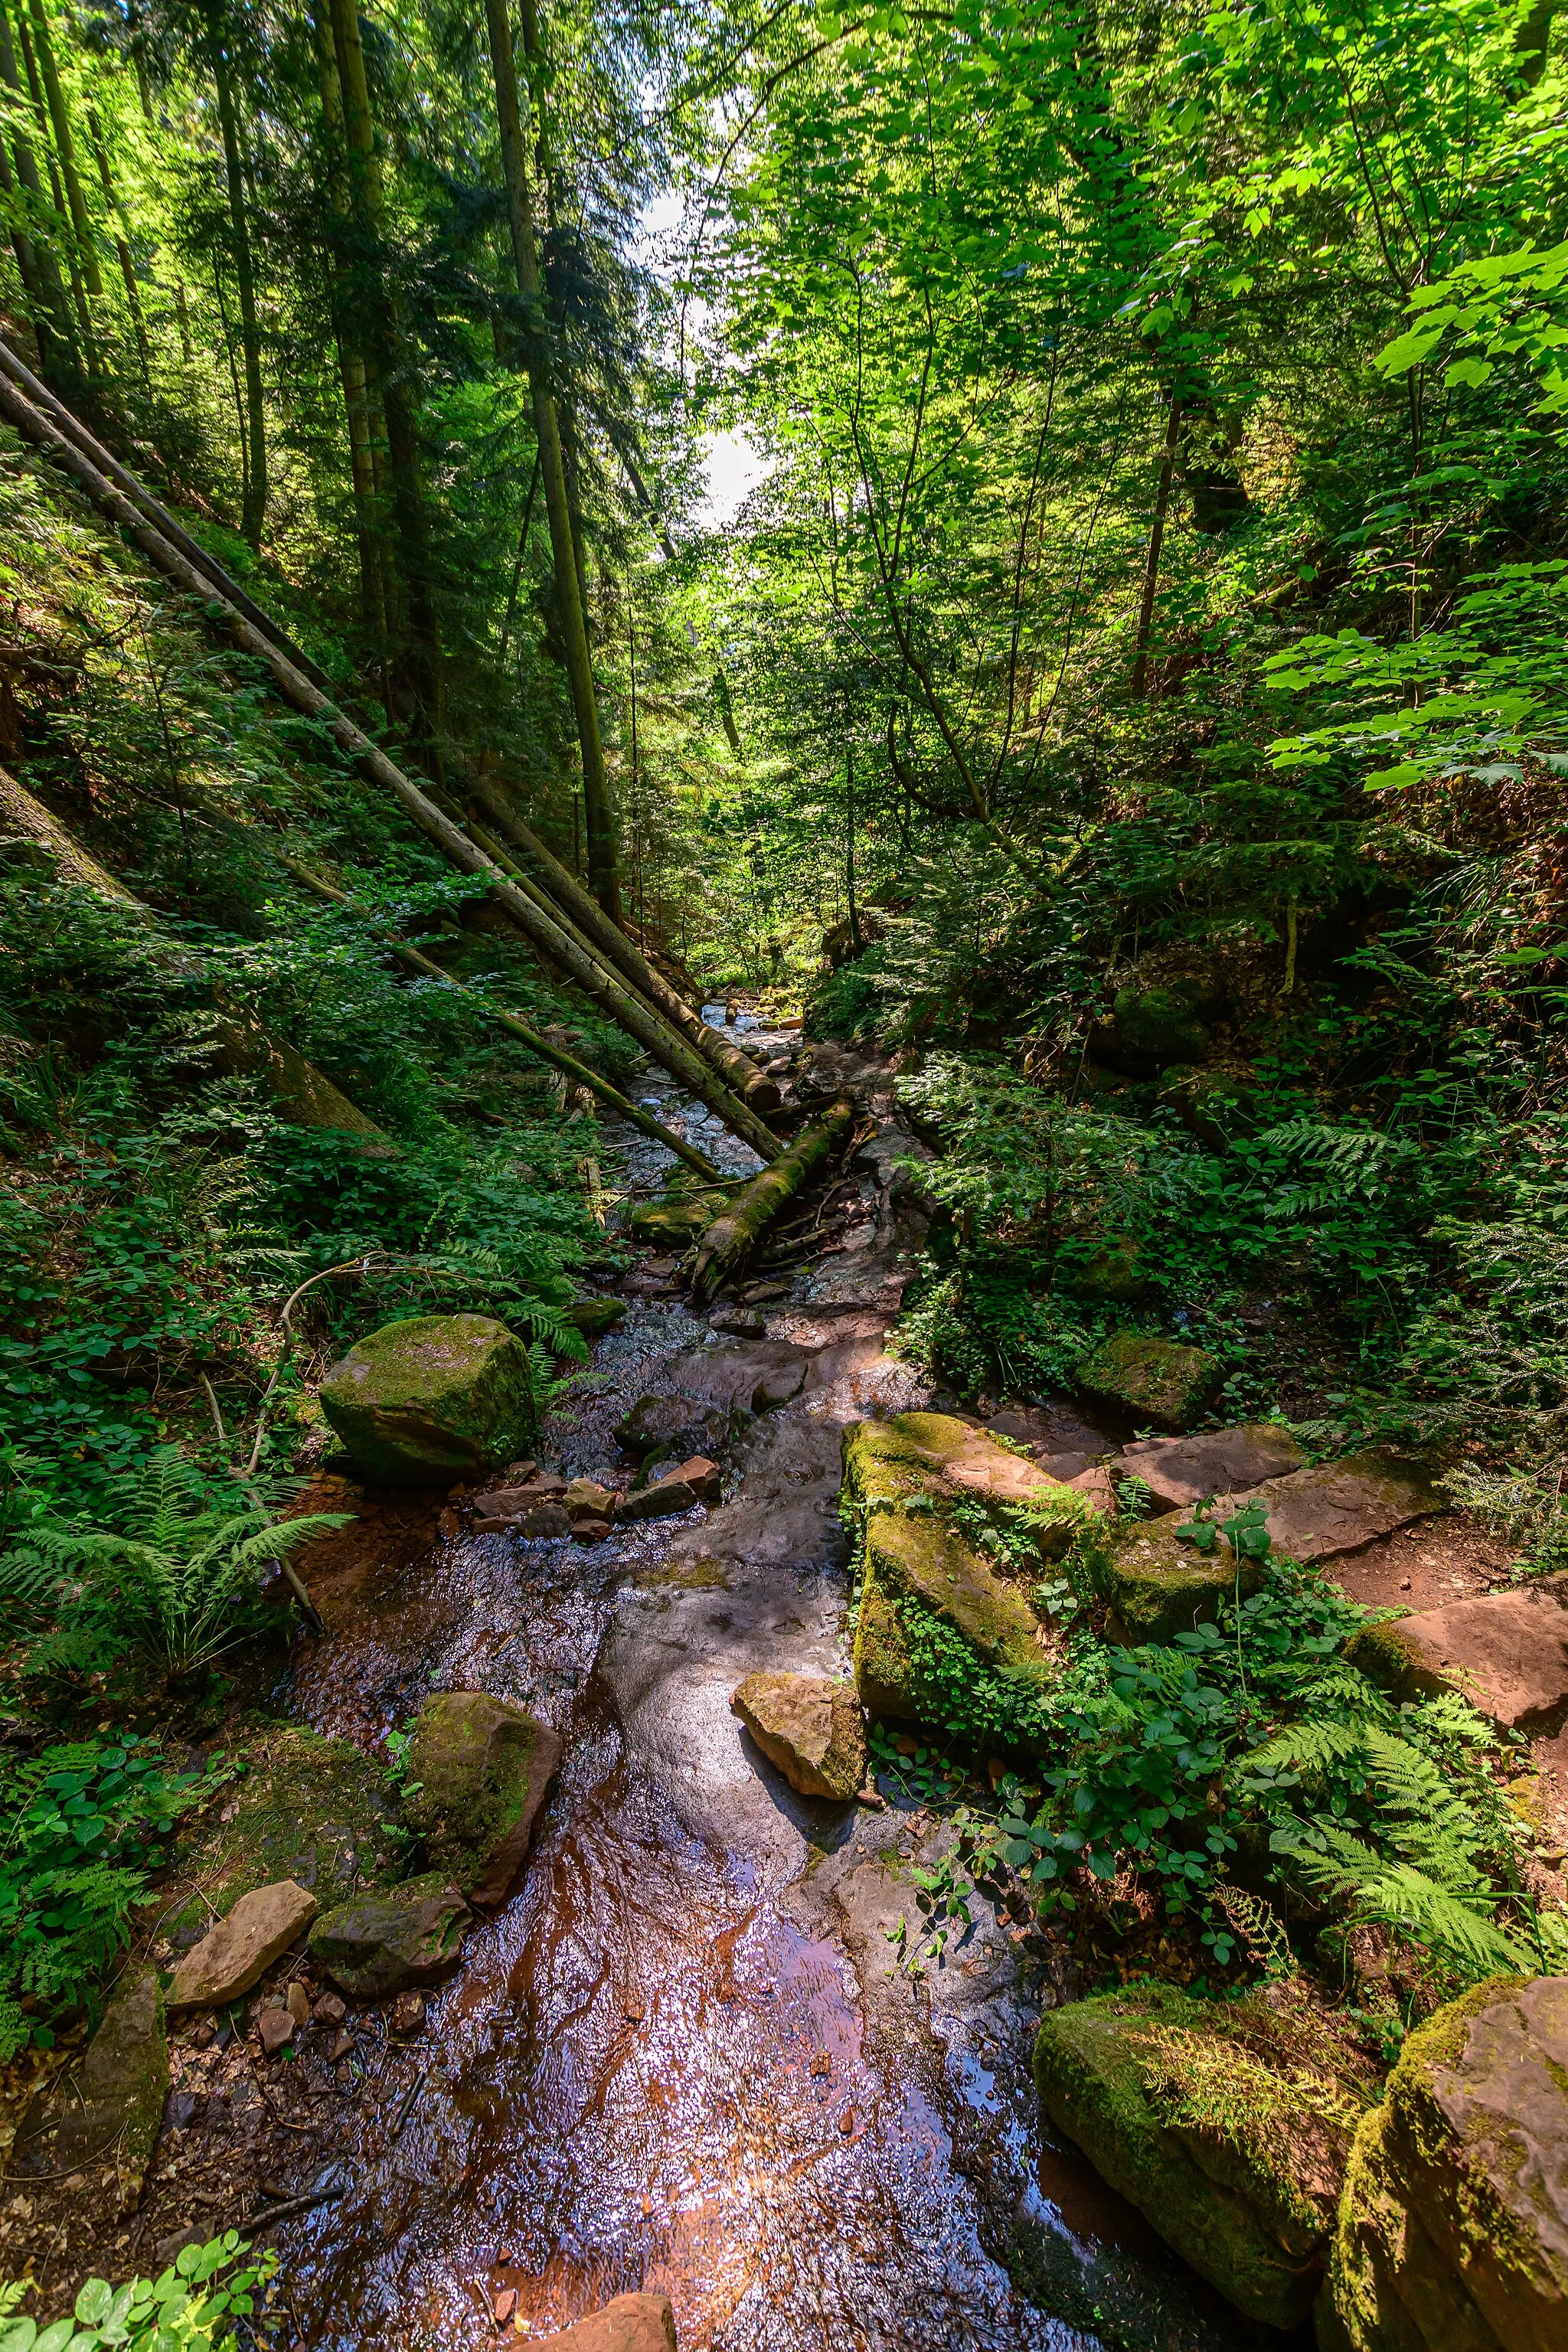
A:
270 1019 1268 2352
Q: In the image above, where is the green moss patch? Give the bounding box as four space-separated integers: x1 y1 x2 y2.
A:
1106 1517 1268 1645
1075 1331 1222 1432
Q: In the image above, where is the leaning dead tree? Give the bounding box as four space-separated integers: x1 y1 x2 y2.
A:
690 1098 858 1304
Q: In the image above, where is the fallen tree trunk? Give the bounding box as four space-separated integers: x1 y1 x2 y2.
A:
0 763 389 1142
0 334 338 701
286 860 729 1184
0 364 781 1164
468 782 782 1115
690 1096 858 1305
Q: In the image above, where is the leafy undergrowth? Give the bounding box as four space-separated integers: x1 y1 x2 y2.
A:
0 2233 276 2352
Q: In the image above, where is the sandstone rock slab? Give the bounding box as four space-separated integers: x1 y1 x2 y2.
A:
1322 1972 1568 2352
18 1967 166 2207
619 1478 697 1522
1106 1518 1267 1645
310 1873 470 1999
403 1690 563 1908
731 1671 867 1801
1076 1332 1223 1432
1119 1423 1305 1511
320 1312 531 1481
1348 1574 1568 1731
533 2293 678 2352
168 1879 318 2007
1034 1982 1377 2331
1234 1446 1442 1564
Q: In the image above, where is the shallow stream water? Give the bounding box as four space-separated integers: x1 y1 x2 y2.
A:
270 1027 1271 2352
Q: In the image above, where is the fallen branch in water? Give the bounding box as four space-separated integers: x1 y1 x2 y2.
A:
690 1097 858 1305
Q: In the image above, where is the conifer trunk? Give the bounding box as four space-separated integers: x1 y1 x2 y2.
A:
481 0 621 923
25 0 100 301
207 20 267 547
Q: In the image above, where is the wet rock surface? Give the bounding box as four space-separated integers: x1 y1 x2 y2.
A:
403 1690 564 1908
730 1671 867 1801
17 1968 167 2209
309 1876 471 1999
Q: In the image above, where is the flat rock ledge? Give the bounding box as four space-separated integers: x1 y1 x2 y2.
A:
730 1671 867 1801
1348 1572 1568 1732
1320 1971 1568 2351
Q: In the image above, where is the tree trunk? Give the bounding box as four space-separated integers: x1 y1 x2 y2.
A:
1 0 77 366
86 109 151 383
311 0 387 650
207 23 267 547
286 861 729 1183
325 0 443 766
1131 396 1181 700
481 0 620 923
0 358 782 1158
690 1098 857 1304
0 760 388 1140
25 0 100 299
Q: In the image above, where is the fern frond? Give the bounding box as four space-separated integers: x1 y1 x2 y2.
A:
1243 1719 1366 1775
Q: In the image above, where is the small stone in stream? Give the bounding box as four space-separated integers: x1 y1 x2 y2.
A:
643 1254 678 1276
564 1478 616 1520
1119 1423 1305 1511
572 1516 613 1544
518 1502 573 1538
285 1980 311 2027
530 2292 678 2350
389 1990 426 2034
710 1309 765 1338
313 1992 347 2025
838 2110 854 2136
501 1459 537 1483
258 2005 294 2055
493 2289 518 2328
328 2028 354 2062
168 1880 319 2008
671 1456 721 1504
618 1478 696 1521
811 2052 831 2077
166 2091 204 2131
616 1393 730 1462
730 1672 867 1802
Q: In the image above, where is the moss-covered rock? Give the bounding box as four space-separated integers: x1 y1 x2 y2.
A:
1076 1330 1223 1432
309 1872 470 1999
843 1412 1107 1740
563 1297 627 1341
1158 1062 1259 1149
1319 1972 1566 2352
403 1690 563 1908
1106 1514 1268 1644
1034 1982 1377 2331
319 1312 531 1481
18 1967 166 2210
1093 972 1223 1075
627 1194 717 1250
1057 1233 1150 1305
164 1727 401 1952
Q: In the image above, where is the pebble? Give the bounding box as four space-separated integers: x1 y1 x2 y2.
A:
328 2028 354 2062
285 1981 311 2027
258 2007 294 2056
492 2289 517 2327
313 1992 347 2026
389 1990 426 2035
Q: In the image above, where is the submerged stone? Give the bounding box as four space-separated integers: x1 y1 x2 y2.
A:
532 2294 678 2350
1320 1972 1568 2352
1075 1331 1222 1432
731 1671 867 1801
309 1873 470 1999
319 1312 531 1481
1034 1982 1377 2330
403 1690 563 1909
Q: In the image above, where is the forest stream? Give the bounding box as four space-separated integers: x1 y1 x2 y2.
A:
241 1021 1262 2352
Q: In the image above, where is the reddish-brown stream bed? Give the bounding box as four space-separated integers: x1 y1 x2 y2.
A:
272 1276 1276 2352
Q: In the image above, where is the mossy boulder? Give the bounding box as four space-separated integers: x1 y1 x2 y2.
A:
309 1872 471 1999
1320 1971 1568 2352
843 1412 1106 1740
164 1727 401 1952
1319 1973 1567 2352
628 1194 717 1250
319 1312 531 1481
1057 1233 1149 1305
1034 1982 1377 2331
1158 1062 1258 1149
1093 971 1224 1076
563 1297 627 1342
18 1967 166 2210
1106 1514 1268 1644
403 1690 564 1909
1076 1330 1223 1432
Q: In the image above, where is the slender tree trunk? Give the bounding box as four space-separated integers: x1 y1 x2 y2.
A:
24 0 99 298
207 22 266 546
312 1 387 649
1131 396 1181 699
844 740 860 952
86 109 151 383
4 0 78 365
325 0 443 766
482 0 621 923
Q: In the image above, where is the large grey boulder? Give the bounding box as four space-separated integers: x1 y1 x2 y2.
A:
403 1690 563 1908
319 1312 531 1481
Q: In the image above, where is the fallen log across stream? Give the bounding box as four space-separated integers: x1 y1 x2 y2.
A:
690 1095 858 1304
0 361 782 1165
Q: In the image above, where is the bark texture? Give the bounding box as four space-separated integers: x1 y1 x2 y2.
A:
690 1097 857 1304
